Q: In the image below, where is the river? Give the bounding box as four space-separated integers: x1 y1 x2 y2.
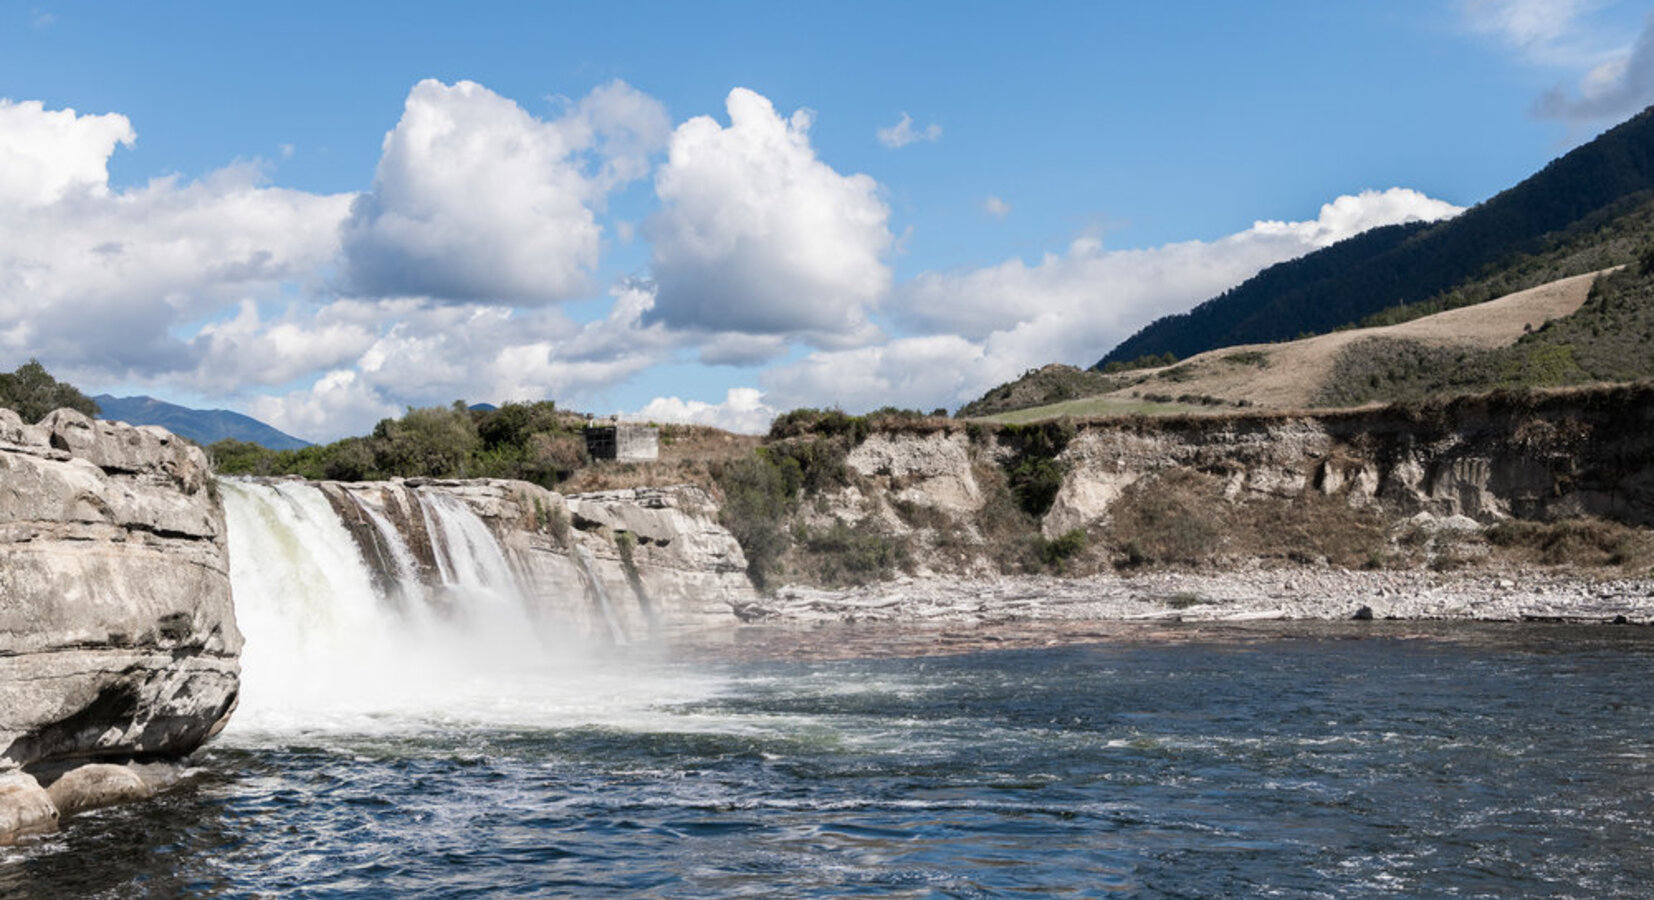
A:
5 622 1654 898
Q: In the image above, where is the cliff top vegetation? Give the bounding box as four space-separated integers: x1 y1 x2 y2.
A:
0 359 99 423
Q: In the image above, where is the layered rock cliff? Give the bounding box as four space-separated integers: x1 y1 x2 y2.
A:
0 409 240 840
1047 387 1654 537
755 386 1654 582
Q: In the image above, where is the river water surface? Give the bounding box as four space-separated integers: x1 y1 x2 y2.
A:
5 622 1654 898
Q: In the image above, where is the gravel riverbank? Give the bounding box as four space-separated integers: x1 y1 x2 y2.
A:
734 567 1654 626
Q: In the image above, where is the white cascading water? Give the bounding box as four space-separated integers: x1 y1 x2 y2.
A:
350 492 428 611
572 543 625 644
219 479 721 738
420 492 519 597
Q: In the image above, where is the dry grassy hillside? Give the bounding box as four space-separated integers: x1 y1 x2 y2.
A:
981 268 1611 423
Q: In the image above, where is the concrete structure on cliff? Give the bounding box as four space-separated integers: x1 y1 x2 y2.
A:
584 418 659 462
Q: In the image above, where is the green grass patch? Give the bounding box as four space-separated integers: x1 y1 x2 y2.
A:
977 396 1205 424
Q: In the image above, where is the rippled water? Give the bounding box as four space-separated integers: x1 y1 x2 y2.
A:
7 623 1654 898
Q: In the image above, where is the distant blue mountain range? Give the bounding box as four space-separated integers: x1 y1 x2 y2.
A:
93 395 311 451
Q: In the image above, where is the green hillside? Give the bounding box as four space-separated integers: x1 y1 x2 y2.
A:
1315 256 1654 406
1097 105 1654 367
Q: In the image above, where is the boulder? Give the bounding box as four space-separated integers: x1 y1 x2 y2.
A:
0 409 240 775
45 763 154 817
0 772 57 845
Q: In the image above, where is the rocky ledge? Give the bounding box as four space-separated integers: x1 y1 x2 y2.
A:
742 567 1654 626
0 409 240 844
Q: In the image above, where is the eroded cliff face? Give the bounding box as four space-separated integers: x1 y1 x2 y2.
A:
847 431 985 516
0 408 240 837
773 387 1654 578
1049 389 1654 537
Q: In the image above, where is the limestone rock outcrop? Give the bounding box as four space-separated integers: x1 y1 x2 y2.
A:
0 409 240 780
563 485 755 630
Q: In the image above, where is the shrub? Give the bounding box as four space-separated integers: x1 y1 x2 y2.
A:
322 437 376 481
0 359 98 423
1007 456 1066 518
1222 350 1270 368
713 452 801 591
1100 352 1177 374
802 520 908 586
767 408 871 443
1157 364 1197 383
766 437 849 495
998 420 1075 518
1485 517 1650 568
1035 528 1087 571
372 403 482 478
208 439 280 476
1107 471 1223 567
1166 591 1208 609
476 401 561 453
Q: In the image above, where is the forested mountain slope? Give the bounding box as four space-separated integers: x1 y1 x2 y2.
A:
1097 105 1654 367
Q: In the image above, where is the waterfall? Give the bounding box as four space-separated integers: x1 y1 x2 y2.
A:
572 543 625 644
221 480 413 730
220 479 606 735
420 491 518 598
325 484 429 612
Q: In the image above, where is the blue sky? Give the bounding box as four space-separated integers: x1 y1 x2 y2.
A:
1 1 1651 439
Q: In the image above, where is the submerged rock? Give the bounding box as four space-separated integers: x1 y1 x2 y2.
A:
0 772 57 845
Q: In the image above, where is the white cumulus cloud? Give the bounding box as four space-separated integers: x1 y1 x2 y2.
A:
0 98 352 386
247 369 402 442
760 335 990 415
244 283 685 441
194 299 378 388
762 188 1463 416
0 99 135 208
897 188 1460 343
629 387 777 434
0 90 694 442
983 195 1011 218
341 78 668 304
645 88 894 343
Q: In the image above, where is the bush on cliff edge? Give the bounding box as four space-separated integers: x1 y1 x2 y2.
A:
0 359 99 423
